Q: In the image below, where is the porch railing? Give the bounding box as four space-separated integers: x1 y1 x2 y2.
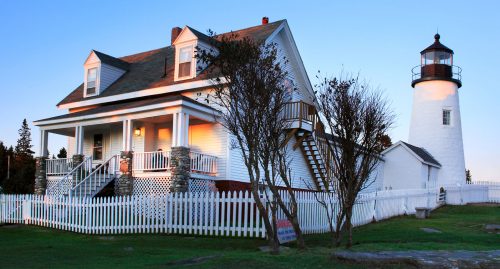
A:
71 155 119 197
46 158 73 176
46 156 93 196
133 151 171 172
133 151 217 175
190 152 217 175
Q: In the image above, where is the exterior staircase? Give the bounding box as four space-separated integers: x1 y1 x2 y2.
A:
296 130 329 190
284 101 335 191
71 155 119 197
46 155 119 198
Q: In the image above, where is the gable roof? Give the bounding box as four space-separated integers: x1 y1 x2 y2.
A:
58 20 285 107
383 141 441 167
92 50 130 70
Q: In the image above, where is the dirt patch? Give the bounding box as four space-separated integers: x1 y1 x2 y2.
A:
467 203 500 207
0 224 24 229
164 255 222 267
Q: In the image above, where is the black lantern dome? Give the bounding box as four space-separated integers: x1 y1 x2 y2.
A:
411 34 462 88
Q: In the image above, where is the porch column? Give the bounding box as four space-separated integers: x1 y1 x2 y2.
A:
117 119 134 195
39 130 49 157
122 119 133 151
170 110 190 193
116 151 133 196
75 126 84 155
35 129 49 195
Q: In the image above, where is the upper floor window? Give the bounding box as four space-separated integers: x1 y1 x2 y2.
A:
442 109 451 125
86 68 98 96
178 46 193 78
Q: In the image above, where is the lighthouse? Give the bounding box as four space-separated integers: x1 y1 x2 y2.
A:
409 34 466 187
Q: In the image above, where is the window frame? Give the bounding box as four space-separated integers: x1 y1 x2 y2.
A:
175 43 195 81
84 66 100 98
442 109 451 126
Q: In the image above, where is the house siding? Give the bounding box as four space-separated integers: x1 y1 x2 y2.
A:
99 63 126 92
382 145 425 190
189 122 228 180
228 135 314 190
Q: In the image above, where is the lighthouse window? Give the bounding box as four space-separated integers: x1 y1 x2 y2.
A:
442 109 451 125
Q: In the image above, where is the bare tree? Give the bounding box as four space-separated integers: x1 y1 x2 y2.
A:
195 32 305 252
315 74 394 248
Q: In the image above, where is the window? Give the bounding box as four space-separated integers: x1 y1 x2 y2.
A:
86 68 97 95
442 109 451 125
178 46 192 78
93 134 103 160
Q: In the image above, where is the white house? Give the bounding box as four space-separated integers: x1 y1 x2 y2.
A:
33 18 463 198
33 18 348 197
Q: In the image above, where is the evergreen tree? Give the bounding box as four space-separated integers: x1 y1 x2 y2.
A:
57 147 67 159
0 141 7 187
15 119 34 158
3 119 36 193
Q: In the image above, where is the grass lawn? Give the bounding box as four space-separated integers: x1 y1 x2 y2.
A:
0 205 498 269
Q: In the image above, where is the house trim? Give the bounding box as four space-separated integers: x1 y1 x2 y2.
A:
57 79 224 110
36 99 220 129
382 141 441 168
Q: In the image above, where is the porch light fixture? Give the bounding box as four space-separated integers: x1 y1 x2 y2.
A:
134 128 142 136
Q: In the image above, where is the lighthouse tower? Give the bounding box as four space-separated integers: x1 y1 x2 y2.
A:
409 34 466 187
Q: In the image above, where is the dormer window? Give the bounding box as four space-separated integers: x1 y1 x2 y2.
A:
178 46 193 78
86 67 98 96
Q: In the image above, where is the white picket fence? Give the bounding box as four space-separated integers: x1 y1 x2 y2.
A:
446 182 500 204
0 184 498 236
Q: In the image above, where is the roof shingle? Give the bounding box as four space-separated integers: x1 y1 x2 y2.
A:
58 20 284 106
402 142 441 167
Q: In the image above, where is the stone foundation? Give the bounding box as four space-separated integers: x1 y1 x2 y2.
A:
116 151 133 196
170 147 190 193
34 157 48 195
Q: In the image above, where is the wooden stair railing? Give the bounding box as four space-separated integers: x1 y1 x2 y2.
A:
284 101 336 191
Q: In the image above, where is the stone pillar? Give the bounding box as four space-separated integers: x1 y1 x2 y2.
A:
72 154 85 187
34 157 48 195
116 151 133 196
170 146 190 193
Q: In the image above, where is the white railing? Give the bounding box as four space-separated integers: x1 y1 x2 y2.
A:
71 155 119 197
133 151 171 172
133 151 217 175
46 158 73 176
190 152 217 175
46 156 93 196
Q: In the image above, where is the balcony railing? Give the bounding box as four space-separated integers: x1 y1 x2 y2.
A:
46 158 73 176
283 101 316 123
411 64 462 82
133 151 217 175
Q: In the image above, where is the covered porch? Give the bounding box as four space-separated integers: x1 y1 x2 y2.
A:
34 95 221 196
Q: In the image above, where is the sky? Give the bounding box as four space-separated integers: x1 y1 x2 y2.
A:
0 0 499 181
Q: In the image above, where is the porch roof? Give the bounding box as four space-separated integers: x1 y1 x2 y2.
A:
34 95 218 126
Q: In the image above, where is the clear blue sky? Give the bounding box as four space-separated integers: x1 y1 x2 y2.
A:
1 0 499 181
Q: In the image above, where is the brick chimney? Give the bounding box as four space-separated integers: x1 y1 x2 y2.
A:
171 27 182 44
262 17 269 25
